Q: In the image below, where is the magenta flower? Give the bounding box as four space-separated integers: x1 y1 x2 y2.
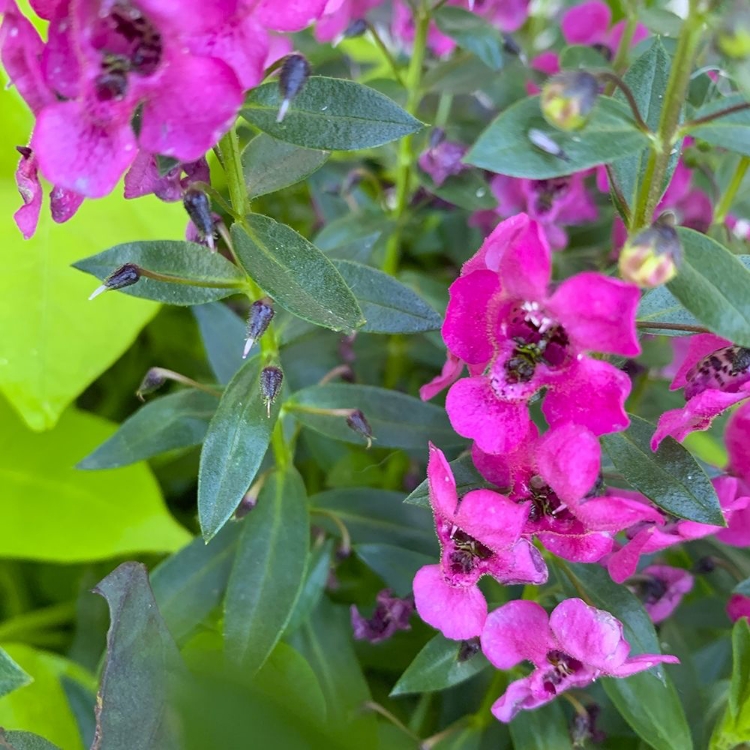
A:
124 152 210 202
412 444 548 640
560 1 649 59
351 589 414 644
727 594 750 623
481 598 679 722
652 334 750 449
315 0 382 43
628 565 694 624
472 422 663 562
424 213 639 454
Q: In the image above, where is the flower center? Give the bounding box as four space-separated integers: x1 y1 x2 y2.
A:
530 178 570 216
685 345 750 400
542 650 584 693
448 527 493 575
524 475 573 522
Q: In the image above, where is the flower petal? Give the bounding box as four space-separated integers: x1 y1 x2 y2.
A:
481 600 552 669
727 594 750 623
427 443 459 520
488 539 549 584
420 353 464 401
561 0 611 45
608 653 679 677
573 493 663 533
537 527 613 563
49 184 84 224
454 489 529 551
491 675 551 723
254 0 328 31
471 425 539 493
669 333 731 391
538 423 600 503
13 147 43 240
727 401 750 483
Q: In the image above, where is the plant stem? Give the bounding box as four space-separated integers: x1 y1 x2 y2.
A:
596 72 651 132
681 101 750 131
630 4 705 232
636 321 711 333
610 13 637 77
382 4 430 276
0 601 76 641
713 156 750 225
367 23 405 86
218 129 248 217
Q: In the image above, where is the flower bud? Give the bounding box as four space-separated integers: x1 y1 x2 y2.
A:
694 556 717 574
260 366 283 417
716 1 750 59
346 409 373 448
243 300 275 358
457 637 481 662
89 263 141 300
618 214 682 288
136 367 167 401
183 188 215 249
277 53 311 123
540 71 600 131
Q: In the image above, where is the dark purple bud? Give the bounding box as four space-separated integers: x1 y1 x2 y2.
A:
502 33 522 57
244 300 275 358
235 491 258 520
183 188 215 249
136 367 167 401
16 145 33 160
346 409 373 448
90 263 141 300
570 704 605 747
277 54 311 123
343 18 368 38
457 637 481 662
350 589 414 644
260 366 283 417
695 556 717 574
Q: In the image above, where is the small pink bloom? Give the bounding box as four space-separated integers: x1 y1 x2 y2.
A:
481 598 679 722
727 594 750 623
351 589 414 643
628 565 694 624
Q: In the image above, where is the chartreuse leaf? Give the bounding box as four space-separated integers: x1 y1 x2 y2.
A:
0 730 62 750
241 76 422 151
0 644 94 750
405 453 493 508
78 389 217 470
242 134 329 199
508 700 573 750
687 94 750 157
560 563 691 750
666 230 750 348
73 241 247 306
151 523 241 645
198 356 280 541
286 383 463 450
0 398 188 561
710 618 750 749
0 648 31 699
433 6 504 70
224 467 309 673
332 260 442 334
601 414 723 525
465 95 650 178
231 216 364 332
192 302 246 384
391 634 490 695
93 563 185 750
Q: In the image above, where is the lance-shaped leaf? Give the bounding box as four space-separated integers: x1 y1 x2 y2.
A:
666 230 750 348
285 383 463 450
687 94 750 157
433 6 504 70
242 134 329 199
78 390 217 470
73 241 247 306
93 562 185 750
509 701 574 750
198 356 280 541
231 216 364 332
241 76 422 151
601 414 723 525
405 453 493 508
332 260 442 334
192 303 246 384
0 730 62 750
0 647 32 699
465 95 650 178
391 634 490 696
223 467 309 673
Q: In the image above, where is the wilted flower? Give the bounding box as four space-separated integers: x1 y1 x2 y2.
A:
628 565 694 623
351 590 414 643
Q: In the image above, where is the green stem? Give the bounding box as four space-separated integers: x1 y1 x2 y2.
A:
636 321 711 334
218 129 248 217
382 5 430 276
0 602 76 642
367 23 405 86
630 5 705 232
611 13 637 77
714 156 750 225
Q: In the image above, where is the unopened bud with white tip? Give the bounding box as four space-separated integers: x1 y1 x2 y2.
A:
277 54 311 123
183 188 215 250
243 300 275 358
346 409 373 449
89 263 141 300
136 367 167 401
260 366 283 417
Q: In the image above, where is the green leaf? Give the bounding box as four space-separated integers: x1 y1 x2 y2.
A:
465 95 650 178
391 634 490 696
93 562 185 750
192 302 246 384
78 390 217 469
241 76 422 151
354 544 434 597
73 240 247 306
688 94 750 157
310 488 437 554
198 356 280 541
0 399 188 561
0 648 31 699
231 216 364 332
284 539 333 636
286 383 464 450
666 229 750 348
0 730 62 750
611 40 673 209
332 260 442 334
151 523 241 644
559 44 611 69
423 170 498 211
508 700 573 750
242 134 329 199
433 7 504 71
405 453 494 508
0 644 93 750
224 467 309 673
601 414 723 525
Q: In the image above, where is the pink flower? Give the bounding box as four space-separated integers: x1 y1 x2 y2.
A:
627 565 694 624
351 589 414 643
472 422 663 562
124 152 210 202
424 214 639 454
481 598 679 722
418 136 467 187
315 0 381 43
727 594 750 622
652 334 750 449
412 444 548 640
560 1 649 58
